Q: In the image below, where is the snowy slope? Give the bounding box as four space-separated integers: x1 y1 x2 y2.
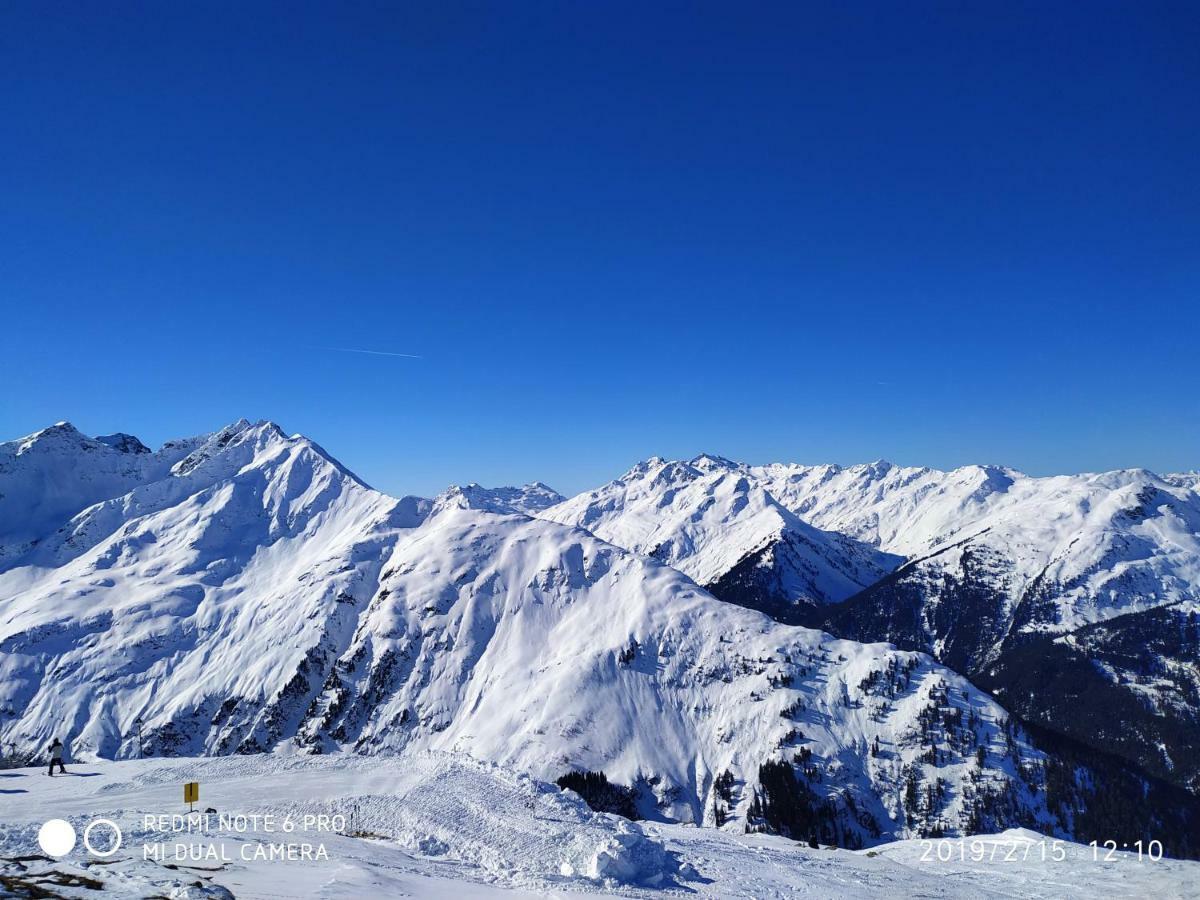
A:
542 453 1200 636
540 456 900 618
546 454 1200 791
1166 471 1200 496
748 459 1200 633
0 422 203 566
749 460 1025 556
0 420 426 760
302 504 1055 842
1 752 1196 900
735 458 1200 789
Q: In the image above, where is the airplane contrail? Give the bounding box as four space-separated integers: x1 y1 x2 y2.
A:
324 347 424 359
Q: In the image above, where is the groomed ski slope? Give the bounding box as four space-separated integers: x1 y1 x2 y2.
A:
0 751 1195 899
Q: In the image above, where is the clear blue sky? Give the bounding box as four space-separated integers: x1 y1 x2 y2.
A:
2 2 1197 497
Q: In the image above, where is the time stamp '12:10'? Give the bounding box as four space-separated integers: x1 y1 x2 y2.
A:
1090 839 1164 862
919 839 1165 863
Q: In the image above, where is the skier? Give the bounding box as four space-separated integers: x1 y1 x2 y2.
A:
47 738 66 776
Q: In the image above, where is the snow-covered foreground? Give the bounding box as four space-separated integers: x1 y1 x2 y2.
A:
0 752 1195 899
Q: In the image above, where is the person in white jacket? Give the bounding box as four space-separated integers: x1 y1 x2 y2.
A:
47 738 66 776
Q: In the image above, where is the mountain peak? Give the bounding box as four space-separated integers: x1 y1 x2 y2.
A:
689 452 737 471
9 421 99 458
215 417 254 438
202 418 300 448
620 456 667 479
433 481 565 516
95 432 151 454
27 420 85 441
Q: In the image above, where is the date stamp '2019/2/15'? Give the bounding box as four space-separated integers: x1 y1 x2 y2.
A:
918 838 1166 864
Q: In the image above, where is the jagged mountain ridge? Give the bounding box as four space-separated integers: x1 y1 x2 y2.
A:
431 481 565 516
298 503 1065 843
0 421 424 757
0 422 204 565
757 460 1200 790
544 452 1200 642
0 421 1030 842
547 453 1200 790
0 422 1196 852
540 455 902 620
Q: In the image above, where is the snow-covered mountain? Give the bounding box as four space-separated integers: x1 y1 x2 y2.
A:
0 422 204 566
1166 471 1200 495
0 420 443 751
559 455 1200 790
540 455 901 621
303 502 1070 843
0 421 1044 843
747 460 1200 789
0 422 1195 855
431 481 564 516
748 459 1200 636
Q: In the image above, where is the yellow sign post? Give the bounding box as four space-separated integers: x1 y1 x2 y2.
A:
184 781 199 812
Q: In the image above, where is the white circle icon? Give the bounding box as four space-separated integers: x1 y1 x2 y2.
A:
37 819 77 857
83 818 122 857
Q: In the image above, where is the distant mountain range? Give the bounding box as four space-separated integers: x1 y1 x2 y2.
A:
548 453 1200 792
0 420 1196 854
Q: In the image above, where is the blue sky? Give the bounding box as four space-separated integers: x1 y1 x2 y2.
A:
2 3 1197 497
